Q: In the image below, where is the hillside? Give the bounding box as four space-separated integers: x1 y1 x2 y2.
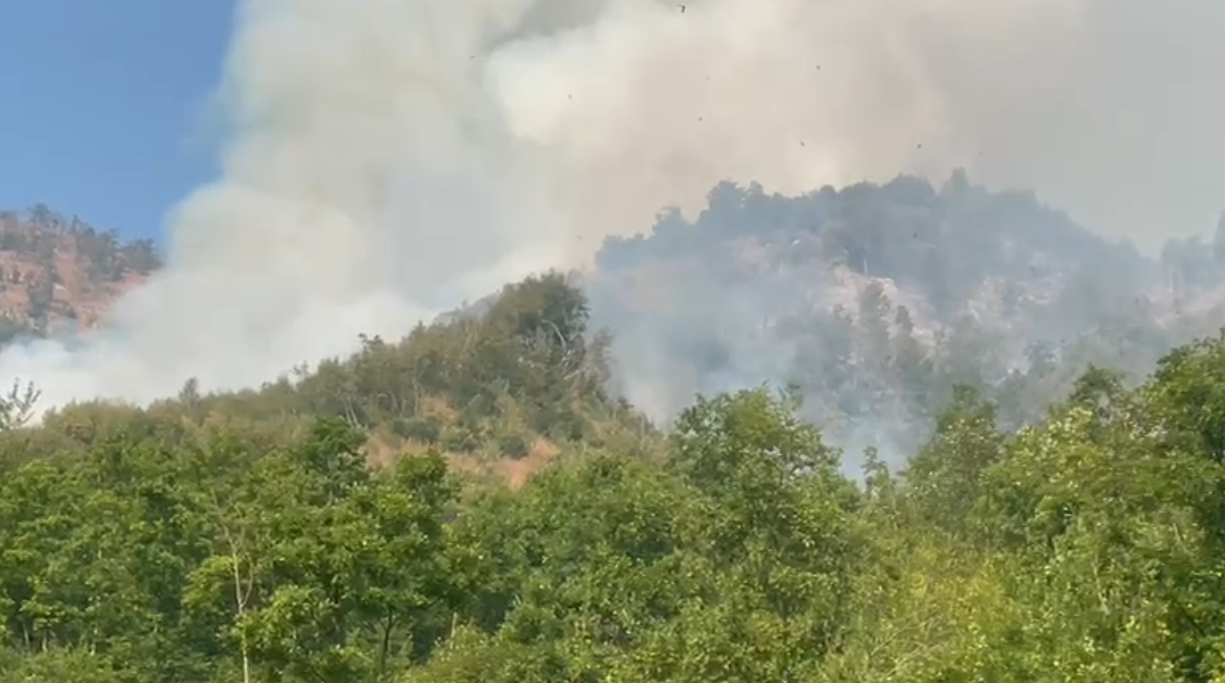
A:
12 172 1225 465
1 177 1225 681
3 243 1225 681
0 206 159 343
10 174 1225 466
586 171 1225 459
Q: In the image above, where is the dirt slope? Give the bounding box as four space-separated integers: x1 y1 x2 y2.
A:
0 207 159 343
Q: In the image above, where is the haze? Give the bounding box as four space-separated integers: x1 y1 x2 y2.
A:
1 0 1222 413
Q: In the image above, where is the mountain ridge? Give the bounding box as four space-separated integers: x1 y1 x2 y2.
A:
8 172 1225 462
0 205 159 344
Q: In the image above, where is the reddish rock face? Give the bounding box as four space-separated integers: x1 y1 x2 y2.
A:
0 208 159 343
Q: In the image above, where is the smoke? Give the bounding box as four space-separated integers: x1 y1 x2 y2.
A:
2 0 1223 414
495 0 1225 249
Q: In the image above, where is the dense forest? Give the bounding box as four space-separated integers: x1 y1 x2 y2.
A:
4 173 1225 681
2 273 1225 681
589 172 1225 463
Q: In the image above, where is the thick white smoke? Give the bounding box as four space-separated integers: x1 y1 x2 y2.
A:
2 0 1223 412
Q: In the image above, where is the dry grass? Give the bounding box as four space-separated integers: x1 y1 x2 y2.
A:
450 435 560 489
366 428 562 490
416 395 458 422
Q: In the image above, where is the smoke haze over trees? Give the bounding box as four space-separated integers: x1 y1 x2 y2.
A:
584 170 1225 466
3 265 1225 681
4 0 1225 679
12 167 1225 470
1 0 1224 411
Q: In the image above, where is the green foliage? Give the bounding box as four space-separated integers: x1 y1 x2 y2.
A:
496 433 529 460
6 270 1225 682
393 416 442 444
903 385 1004 535
1147 330 1225 463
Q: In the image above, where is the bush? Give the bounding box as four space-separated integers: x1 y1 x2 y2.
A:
393 416 441 444
442 425 482 453
498 433 530 460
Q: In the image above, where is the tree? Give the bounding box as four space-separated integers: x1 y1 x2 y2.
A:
0 380 40 431
903 385 1003 535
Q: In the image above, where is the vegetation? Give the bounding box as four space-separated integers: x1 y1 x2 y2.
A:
588 172 1225 458
0 205 159 341
4 177 1225 681
3 261 1225 682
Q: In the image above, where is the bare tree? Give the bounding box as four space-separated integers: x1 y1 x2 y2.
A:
0 379 40 431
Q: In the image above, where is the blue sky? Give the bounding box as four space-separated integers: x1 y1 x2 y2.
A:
0 1 236 242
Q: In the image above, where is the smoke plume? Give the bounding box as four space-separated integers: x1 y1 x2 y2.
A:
2 0 1223 413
